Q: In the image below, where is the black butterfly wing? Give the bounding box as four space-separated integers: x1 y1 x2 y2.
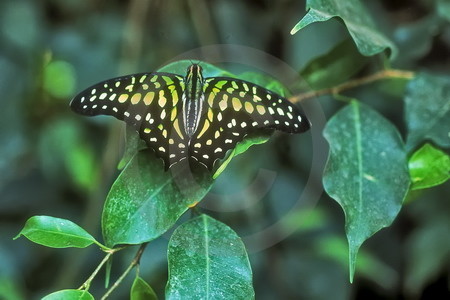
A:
70 72 189 169
189 77 310 170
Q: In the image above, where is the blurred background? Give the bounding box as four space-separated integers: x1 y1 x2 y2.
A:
0 0 449 299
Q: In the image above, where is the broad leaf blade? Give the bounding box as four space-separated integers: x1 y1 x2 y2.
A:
409 143 450 190
405 73 450 149
42 289 94 300
291 0 397 58
323 101 410 281
14 216 97 248
166 214 254 300
102 150 213 247
131 276 158 300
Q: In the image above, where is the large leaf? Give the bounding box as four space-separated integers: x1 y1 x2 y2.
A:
102 150 213 247
291 0 397 58
323 101 410 281
409 143 450 190
300 38 368 90
166 214 254 300
41 289 94 300
405 73 450 149
14 216 100 249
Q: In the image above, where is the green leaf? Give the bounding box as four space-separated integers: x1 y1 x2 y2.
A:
102 150 213 247
38 118 99 191
323 101 410 281
392 15 440 66
0 276 24 300
409 143 450 190
158 60 236 79
166 214 254 300
14 216 98 249
43 60 76 99
438 0 450 21
300 38 368 90
315 236 398 290
117 125 147 170
405 73 450 149
291 0 397 58
41 289 94 300
404 217 450 296
212 132 271 179
238 72 287 96
131 276 158 300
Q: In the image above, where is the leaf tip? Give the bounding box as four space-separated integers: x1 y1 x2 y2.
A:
348 239 362 283
12 233 22 240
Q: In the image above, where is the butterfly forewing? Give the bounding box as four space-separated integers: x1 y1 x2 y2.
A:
70 72 189 169
189 77 310 169
71 64 311 171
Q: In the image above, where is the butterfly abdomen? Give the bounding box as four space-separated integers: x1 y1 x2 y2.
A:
182 64 205 138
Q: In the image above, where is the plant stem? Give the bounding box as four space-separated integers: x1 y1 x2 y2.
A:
78 248 121 291
101 243 148 300
289 69 415 103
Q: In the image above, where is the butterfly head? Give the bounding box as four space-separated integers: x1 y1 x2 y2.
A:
185 64 204 84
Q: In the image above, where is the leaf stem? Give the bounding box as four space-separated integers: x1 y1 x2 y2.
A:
79 248 122 291
100 243 148 300
289 69 415 103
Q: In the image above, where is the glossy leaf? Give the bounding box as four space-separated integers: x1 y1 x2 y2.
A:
14 216 99 249
323 101 410 281
409 143 450 190
405 73 450 149
291 0 397 58
102 150 213 247
131 276 158 300
166 214 254 300
41 289 94 300
117 125 147 170
300 38 368 90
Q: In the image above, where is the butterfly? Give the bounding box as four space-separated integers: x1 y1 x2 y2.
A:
70 63 310 171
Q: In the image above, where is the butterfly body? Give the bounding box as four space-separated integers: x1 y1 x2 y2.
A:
70 64 310 171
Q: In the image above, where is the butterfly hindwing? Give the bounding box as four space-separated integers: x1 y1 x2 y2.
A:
70 72 188 169
189 77 310 170
71 64 311 171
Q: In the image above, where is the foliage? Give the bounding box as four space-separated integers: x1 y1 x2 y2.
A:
1 0 449 299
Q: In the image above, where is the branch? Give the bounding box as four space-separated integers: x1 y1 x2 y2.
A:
79 248 122 291
100 243 148 300
289 69 415 103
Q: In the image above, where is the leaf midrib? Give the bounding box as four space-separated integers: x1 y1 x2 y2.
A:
353 102 363 215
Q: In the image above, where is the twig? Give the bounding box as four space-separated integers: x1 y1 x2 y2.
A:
289 69 415 103
78 248 122 291
100 243 148 300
